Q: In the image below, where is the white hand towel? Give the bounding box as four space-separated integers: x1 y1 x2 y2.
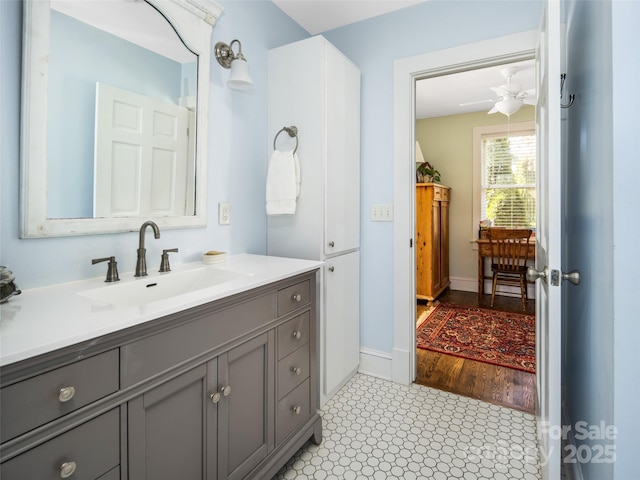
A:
266 149 301 215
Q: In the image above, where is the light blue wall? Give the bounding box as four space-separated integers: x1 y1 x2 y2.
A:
47 10 185 218
611 1 640 477
0 0 307 289
323 0 545 353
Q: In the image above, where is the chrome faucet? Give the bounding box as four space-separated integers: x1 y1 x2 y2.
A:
135 221 160 277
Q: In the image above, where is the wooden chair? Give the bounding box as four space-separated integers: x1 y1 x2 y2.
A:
487 228 533 311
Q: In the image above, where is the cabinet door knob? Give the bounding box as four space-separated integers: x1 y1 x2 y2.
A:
58 386 76 403
292 331 302 339
291 293 302 302
221 385 231 397
210 392 221 404
292 406 302 415
328 266 335 272
328 241 335 247
291 366 301 375
59 461 77 478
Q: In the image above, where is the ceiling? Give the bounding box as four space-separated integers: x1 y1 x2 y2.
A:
271 0 536 119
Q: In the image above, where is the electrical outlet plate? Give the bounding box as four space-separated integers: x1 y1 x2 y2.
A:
218 202 231 225
370 204 393 222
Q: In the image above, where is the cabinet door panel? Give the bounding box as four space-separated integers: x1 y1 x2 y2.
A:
128 363 215 480
324 252 360 396
324 45 360 256
218 332 274 480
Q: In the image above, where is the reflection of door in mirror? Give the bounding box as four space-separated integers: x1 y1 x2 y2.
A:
46 0 197 219
94 83 193 218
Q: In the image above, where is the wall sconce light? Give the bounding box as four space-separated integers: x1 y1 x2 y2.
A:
214 39 253 90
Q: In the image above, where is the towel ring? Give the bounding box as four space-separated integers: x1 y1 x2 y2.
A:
273 126 298 154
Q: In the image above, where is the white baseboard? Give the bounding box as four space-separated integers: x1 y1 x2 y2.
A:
359 347 393 381
450 276 535 299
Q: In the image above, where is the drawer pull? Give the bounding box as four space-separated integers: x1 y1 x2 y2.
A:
58 386 76 403
291 293 302 302
210 392 221 404
291 366 301 375
292 331 302 340
221 385 231 397
292 406 302 415
59 461 77 478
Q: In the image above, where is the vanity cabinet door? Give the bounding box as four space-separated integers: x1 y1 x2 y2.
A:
128 362 217 480
217 332 274 480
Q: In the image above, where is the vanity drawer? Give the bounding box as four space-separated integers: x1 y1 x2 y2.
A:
121 292 276 387
276 379 310 444
1 408 120 480
277 343 310 400
0 349 119 443
277 312 310 360
277 280 310 316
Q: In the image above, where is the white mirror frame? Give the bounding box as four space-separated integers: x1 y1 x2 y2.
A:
20 0 223 237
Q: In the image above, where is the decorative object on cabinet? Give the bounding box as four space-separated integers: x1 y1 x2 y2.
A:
267 35 361 406
0 267 21 304
416 184 451 301
215 39 254 90
0 272 321 480
417 161 441 183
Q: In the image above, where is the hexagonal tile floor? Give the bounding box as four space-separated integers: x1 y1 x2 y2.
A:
273 373 541 480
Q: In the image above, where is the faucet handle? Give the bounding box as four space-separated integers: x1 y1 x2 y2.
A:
159 248 179 273
92 256 120 283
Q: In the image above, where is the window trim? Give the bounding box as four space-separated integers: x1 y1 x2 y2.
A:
472 121 536 243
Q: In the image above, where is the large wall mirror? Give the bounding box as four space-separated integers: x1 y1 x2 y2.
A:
20 0 222 237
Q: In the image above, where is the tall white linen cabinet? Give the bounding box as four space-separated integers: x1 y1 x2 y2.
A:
267 35 361 406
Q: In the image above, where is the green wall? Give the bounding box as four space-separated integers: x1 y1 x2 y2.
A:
416 105 535 284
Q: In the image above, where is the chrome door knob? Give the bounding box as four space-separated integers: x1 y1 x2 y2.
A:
562 270 581 285
210 392 221 404
526 266 548 283
221 385 231 396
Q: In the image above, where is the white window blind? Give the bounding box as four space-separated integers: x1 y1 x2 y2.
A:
481 130 536 228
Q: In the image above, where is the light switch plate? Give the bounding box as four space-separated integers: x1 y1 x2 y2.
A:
370 204 393 222
218 202 231 225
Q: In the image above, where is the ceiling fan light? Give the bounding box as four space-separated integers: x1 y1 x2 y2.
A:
494 97 523 116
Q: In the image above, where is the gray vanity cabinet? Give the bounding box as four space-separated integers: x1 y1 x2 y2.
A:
1 271 320 480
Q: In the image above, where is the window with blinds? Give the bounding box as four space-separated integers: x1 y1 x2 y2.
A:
480 130 536 228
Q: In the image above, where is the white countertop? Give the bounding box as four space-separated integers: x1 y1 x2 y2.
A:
0 254 322 367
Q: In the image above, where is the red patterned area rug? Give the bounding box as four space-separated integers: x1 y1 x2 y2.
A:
417 303 536 373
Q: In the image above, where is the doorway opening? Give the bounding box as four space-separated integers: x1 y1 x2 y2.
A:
391 30 538 390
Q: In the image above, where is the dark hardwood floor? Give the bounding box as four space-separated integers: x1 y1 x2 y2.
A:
415 289 536 414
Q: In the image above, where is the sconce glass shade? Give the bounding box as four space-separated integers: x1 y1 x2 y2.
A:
227 58 253 90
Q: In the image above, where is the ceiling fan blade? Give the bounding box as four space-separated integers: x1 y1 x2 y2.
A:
459 98 494 106
487 105 499 114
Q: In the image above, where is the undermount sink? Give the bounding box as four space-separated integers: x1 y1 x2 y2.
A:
79 266 251 307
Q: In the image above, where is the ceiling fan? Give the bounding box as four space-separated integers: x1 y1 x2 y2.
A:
458 65 536 116
487 66 536 116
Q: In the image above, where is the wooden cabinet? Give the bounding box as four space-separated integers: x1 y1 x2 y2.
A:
416 184 451 301
1 272 320 480
267 35 361 406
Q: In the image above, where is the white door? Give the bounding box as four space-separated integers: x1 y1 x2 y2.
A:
532 2 563 479
94 83 189 218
